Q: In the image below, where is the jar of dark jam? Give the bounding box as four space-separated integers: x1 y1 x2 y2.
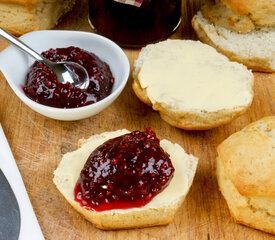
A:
88 0 182 48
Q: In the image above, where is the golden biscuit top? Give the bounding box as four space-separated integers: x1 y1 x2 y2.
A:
217 116 275 198
221 0 275 26
0 0 40 6
202 3 255 33
0 0 39 5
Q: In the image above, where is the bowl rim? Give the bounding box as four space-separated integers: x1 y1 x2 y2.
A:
0 30 130 113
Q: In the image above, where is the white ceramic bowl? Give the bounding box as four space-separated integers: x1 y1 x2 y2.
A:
0 30 130 121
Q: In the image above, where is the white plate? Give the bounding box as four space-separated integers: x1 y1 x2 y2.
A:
0 30 130 121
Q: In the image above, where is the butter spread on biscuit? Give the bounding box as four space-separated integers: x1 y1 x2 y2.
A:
138 40 253 112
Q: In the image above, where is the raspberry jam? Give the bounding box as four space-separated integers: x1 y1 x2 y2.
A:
74 128 175 211
23 47 114 108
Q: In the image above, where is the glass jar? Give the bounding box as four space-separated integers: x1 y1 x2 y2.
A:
88 0 182 48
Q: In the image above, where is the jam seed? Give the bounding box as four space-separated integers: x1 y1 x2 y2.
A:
98 193 103 198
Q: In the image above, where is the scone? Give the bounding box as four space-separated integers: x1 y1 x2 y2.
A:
0 0 76 36
133 40 254 130
216 116 275 234
53 129 198 230
192 1 275 72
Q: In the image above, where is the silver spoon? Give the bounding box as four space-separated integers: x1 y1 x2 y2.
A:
0 27 90 90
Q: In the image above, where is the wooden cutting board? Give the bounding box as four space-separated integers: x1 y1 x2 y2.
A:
0 0 274 239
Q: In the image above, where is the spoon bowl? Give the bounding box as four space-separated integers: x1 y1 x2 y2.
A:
0 27 90 90
46 61 90 90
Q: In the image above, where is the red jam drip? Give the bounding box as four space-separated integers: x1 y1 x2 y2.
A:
74 128 174 212
23 47 114 108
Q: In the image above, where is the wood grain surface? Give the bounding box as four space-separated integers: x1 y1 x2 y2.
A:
0 0 274 239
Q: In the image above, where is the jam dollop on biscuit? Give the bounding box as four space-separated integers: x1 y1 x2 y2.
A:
75 128 175 211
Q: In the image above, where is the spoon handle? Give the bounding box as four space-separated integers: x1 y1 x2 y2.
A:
0 27 47 63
